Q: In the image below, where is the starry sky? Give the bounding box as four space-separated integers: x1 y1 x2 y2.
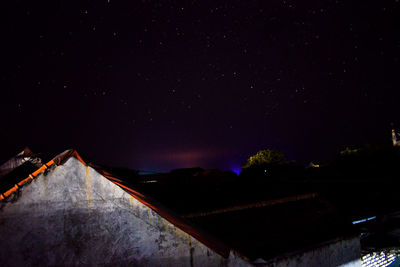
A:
1 0 399 172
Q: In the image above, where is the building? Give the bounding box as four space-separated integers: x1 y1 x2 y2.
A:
0 149 361 266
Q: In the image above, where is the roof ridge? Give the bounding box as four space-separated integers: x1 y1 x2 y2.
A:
0 160 55 200
182 192 318 218
0 147 38 178
1 149 236 260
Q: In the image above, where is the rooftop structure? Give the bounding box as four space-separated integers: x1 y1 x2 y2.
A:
0 149 363 266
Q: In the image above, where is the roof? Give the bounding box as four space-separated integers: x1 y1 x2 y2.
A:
0 147 37 178
129 167 360 261
0 148 364 262
0 149 232 259
188 197 354 260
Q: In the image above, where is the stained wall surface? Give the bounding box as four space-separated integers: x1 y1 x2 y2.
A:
264 236 361 267
0 157 250 266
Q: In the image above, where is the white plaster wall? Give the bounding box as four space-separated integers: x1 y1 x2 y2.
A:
0 157 251 267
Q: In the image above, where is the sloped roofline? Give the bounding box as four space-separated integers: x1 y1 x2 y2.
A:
0 160 55 200
1 149 233 259
0 147 37 178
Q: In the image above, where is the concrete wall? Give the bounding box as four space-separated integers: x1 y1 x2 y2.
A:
262 236 361 267
0 157 251 266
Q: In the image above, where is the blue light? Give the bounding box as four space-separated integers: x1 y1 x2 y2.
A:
232 168 241 175
352 216 376 225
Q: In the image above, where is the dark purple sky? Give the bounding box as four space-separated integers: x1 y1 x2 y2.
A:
1 0 399 172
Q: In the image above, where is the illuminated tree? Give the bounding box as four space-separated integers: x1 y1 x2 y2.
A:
243 149 286 168
339 147 359 156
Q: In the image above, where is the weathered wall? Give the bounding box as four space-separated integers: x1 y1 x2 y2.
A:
0 157 251 266
263 236 361 267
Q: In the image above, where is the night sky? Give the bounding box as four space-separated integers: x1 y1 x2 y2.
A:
1 1 399 172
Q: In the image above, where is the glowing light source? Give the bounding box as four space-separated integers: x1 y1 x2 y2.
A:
232 168 241 175
352 216 376 224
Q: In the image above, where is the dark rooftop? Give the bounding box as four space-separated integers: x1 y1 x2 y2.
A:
2 148 400 261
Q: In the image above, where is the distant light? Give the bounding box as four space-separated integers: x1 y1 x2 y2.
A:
352 216 376 224
138 170 158 175
140 180 158 184
232 168 241 175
